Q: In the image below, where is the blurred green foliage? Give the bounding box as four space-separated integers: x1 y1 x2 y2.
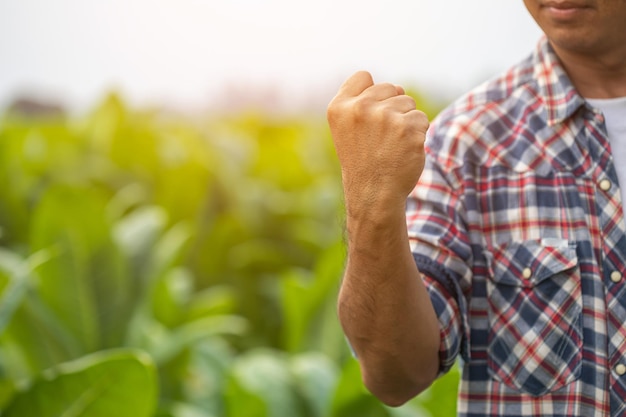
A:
0 93 458 416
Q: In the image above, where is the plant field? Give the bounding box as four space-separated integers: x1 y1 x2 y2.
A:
0 93 458 417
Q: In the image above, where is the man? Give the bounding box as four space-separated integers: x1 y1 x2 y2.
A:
326 1 626 415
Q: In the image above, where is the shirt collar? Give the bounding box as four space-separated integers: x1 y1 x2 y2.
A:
532 36 587 126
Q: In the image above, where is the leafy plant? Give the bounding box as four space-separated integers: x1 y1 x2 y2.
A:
3 349 157 417
0 93 457 416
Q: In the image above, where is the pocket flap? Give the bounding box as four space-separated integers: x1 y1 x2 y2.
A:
486 240 578 287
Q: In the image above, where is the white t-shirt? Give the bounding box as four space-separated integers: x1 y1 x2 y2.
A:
586 97 626 209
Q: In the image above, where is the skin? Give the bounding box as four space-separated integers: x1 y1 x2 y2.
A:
523 0 626 97
327 72 440 406
328 0 626 407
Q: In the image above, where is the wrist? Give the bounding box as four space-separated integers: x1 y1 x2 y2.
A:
344 192 409 238
343 184 408 220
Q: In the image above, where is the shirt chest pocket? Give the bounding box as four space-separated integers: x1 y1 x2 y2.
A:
484 240 583 396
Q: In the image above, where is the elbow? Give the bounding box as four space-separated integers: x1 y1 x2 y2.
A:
371 386 431 408
361 365 437 407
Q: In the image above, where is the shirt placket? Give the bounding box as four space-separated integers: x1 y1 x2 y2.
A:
585 112 626 416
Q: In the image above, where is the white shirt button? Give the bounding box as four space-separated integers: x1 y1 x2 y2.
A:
611 271 622 283
616 364 626 376
599 179 612 191
522 268 532 280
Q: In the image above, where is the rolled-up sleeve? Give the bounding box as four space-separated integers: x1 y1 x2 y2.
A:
419 263 465 377
406 135 473 375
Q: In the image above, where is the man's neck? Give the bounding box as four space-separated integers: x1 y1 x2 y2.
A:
551 42 626 99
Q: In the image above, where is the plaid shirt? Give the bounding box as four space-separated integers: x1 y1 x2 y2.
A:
407 37 626 416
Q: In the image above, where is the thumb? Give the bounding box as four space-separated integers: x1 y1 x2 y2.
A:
338 71 375 97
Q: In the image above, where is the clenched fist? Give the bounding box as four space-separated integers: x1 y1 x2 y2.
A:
327 71 429 214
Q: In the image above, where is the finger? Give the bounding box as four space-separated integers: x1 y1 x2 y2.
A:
395 85 405 95
338 71 375 97
363 82 401 101
383 94 417 114
404 109 430 134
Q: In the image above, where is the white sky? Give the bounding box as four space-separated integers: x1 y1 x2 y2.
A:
0 0 543 113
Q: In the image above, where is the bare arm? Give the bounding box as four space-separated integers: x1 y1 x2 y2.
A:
327 71 440 406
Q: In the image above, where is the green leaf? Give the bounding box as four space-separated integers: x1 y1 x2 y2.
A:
113 205 168 265
330 359 392 417
145 315 247 365
225 349 305 417
289 352 339 417
186 285 237 320
412 364 460 417
0 247 58 334
121 217 193 347
0 247 81 377
147 221 194 289
151 267 193 327
156 401 218 417
106 183 151 221
281 240 345 352
2 348 158 417
0 378 16 411
30 184 132 350
112 205 193 296
179 339 236 416
0 249 30 335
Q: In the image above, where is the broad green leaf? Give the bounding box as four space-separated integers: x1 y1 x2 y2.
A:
116 211 192 308
113 206 191 322
30 184 132 350
113 205 168 266
148 221 193 286
0 378 16 411
0 247 57 334
106 182 151 221
289 352 339 417
0 121 77 245
225 348 305 417
145 315 247 365
186 285 237 321
224 377 267 417
0 247 81 376
0 249 30 335
180 339 236 415
2 349 158 417
190 212 249 286
281 240 344 352
3 291 83 376
151 267 193 327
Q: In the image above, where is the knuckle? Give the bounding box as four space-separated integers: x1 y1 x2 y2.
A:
397 92 415 103
373 104 396 124
327 97 353 124
378 83 398 96
326 99 341 119
353 96 376 120
408 109 430 129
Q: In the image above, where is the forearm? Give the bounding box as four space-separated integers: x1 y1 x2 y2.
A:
338 201 440 406
327 71 439 405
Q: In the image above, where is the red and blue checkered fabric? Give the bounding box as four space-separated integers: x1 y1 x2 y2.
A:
407 37 626 416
